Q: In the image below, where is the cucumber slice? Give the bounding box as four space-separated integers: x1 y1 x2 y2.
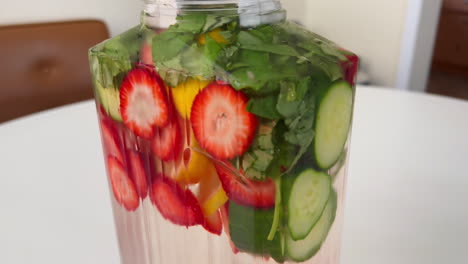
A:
314 80 353 169
287 169 331 241
96 83 123 122
286 190 337 262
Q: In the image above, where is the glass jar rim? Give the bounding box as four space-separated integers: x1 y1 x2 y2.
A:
144 0 283 12
143 0 285 28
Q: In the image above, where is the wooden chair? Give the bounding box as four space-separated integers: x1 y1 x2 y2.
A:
0 20 110 123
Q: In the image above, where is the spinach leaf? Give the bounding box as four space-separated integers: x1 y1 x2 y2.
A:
228 51 304 90
204 33 224 62
299 53 343 81
229 201 284 263
152 32 194 62
94 26 145 88
174 13 206 34
247 94 282 120
180 44 216 79
203 14 237 32
238 31 299 56
276 80 300 118
319 42 347 60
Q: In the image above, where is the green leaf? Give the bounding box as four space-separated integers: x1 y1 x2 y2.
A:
216 45 239 66
320 42 347 60
152 32 193 61
249 25 276 42
297 41 323 56
300 53 343 81
94 26 146 88
273 21 329 44
175 13 206 34
158 69 188 87
203 14 237 32
180 44 216 79
229 201 284 263
229 67 270 90
228 49 270 69
241 121 276 181
238 31 299 56
247 94 282 120
228 51 302 91
204 34 224 62
219 30 233 41
271 54 292 65
276 80 302 118
156 55 189 87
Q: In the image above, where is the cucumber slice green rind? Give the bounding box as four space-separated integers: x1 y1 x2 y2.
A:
287 169 331 241
286 190 337 262
314 80 353 169
96 83 123 122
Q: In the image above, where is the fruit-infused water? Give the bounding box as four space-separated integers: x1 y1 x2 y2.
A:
89 0 358 263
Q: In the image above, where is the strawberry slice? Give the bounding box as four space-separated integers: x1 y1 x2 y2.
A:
149 176 203 227
202 209 223 236
120 67 169 139
215 162 275 208
127 151 149 199
100 119 124 163
107 156 140 211
339 49 359 86
151 116 183 161
190 82 258 160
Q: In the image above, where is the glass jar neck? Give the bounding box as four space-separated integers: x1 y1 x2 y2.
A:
142 0 286 29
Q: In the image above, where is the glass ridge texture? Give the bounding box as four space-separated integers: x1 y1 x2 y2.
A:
89 0 359 263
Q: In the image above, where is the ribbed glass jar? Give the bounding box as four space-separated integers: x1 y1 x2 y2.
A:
89 1 358 263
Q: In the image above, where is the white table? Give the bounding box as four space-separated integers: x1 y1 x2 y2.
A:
1 86 467 264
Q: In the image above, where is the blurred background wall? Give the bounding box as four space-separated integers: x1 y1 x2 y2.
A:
0 0 142 37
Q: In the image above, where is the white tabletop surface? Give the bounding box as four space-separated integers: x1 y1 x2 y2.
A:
1 86 468 264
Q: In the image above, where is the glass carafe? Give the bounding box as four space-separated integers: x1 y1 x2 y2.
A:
89 0 358 263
